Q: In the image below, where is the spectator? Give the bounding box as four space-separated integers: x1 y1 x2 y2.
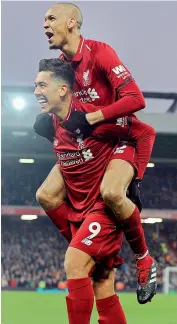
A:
2 163 177 209
1 216 177 290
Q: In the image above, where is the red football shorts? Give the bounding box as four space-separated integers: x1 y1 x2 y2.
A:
110 141 138 173
69 212 123 268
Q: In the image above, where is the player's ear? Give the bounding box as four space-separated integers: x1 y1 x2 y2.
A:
58 84 68 97
67 17 76 30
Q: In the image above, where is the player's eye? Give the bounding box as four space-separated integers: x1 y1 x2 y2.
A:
50 16 55 21
40 86 45 90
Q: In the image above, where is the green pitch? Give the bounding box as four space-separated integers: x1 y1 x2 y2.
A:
2 291 177 324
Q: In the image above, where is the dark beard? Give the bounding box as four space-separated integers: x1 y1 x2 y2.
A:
49 44 61 50
49 37 67 51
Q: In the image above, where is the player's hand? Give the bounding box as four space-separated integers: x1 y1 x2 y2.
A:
86 110 105 125
33 113 55 143
63 111 93 138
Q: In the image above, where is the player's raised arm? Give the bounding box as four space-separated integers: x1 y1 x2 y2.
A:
86 43 145 125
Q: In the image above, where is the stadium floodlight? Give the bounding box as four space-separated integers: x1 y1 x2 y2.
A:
21 215 38 221
19 159 34 164
147 163 155 168
142 218 163 224
12 97 25 110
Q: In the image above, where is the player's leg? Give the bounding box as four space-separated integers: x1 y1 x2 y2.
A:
101 156 148 256
64 247 95 324
64 213 123 324
93 270 127 324
36 164 72 241
100 145 157 303
100 158 148 255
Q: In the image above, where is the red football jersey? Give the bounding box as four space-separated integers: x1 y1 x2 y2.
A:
60 36 145 119
52 98 131 221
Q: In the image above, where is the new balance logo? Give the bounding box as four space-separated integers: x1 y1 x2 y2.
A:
112 65 126 75
87 88 100 101
82 149 94 161
114 145 127 154
81 238 92 246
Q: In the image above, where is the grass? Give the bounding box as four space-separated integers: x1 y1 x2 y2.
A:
1 291 177 324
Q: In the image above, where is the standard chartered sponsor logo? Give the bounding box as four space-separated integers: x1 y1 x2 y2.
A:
57 152 81 159
60 158 84 166
74 89 88 97
58 149 94 166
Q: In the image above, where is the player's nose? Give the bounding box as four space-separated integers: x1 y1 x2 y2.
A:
34 87 40 96
43 20 49 29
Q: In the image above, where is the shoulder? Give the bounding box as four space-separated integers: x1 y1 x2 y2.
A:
85 38 118 57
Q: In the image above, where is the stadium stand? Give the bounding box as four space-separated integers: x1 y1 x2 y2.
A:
2 162 177 209
1 215 177 290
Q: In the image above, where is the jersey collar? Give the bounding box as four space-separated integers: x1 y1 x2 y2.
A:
57 96 75 125
73 35 84 62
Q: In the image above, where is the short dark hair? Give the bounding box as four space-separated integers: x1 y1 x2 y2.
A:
38 58 75 90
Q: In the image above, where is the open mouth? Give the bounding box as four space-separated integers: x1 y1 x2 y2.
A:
37 98 48 109
45 31 54 42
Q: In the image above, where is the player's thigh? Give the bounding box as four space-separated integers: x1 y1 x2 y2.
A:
93 270 115 299
37 163 67 201
64 246 95 278
69 213 123 262
101 145 136 195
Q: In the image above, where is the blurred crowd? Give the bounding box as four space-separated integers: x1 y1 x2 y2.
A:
1 217 177 291
1 162 177 209
1 217 67 290
1 161 177 291
142 167 177 209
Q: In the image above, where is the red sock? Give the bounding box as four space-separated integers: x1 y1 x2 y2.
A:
136 128 155 179
130 119 156 179
122 207 148 257
46 202 72 242
66 278 94 324
96 294 127 324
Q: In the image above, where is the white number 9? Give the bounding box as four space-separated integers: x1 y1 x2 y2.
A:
87 222 101 239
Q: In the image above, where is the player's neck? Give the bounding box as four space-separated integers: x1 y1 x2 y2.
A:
55 95 72 121
61 33 81 60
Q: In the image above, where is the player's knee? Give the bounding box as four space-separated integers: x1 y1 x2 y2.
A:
151 126 156 137
93 270 115 299
64 247 94 279
145 124 156 137
36 187 63 210
101 186 125 210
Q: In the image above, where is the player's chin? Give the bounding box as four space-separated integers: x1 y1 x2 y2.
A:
40 106 51 113
49 42 60 50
